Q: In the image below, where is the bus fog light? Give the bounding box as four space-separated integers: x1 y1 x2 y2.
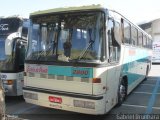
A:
73 100 95 109
23 92 38 100
74 100 85 108
84 101 95 109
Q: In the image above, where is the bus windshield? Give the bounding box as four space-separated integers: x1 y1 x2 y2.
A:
0 36 16 71
0 38 6 61
26 11 105 63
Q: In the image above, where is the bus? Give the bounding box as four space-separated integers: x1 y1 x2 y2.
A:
152 39 160 63
23 5 152 115
0 17 29 96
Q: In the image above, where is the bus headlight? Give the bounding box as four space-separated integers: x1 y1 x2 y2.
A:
73 100 95 109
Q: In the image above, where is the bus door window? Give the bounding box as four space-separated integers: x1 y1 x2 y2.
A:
113 21 121 60
107 19 120 62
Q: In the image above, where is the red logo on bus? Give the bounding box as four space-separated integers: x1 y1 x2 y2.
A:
49 96 62 104
26 65 48 73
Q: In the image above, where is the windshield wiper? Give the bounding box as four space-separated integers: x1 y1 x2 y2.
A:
77 40 94 61
37 41 56 60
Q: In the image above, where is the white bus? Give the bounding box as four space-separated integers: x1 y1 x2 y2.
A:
0 17 29 96
152 39 160 63
23 5 152 115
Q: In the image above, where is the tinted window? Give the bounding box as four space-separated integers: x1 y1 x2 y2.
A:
131 26 138 45
124 20 131 44
138 31 143 47
0 18 21 35
143 35 147 47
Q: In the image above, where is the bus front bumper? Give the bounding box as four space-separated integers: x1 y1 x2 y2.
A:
23 86 106 115
2 80 22 96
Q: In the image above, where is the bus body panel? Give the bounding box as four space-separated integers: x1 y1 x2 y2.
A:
24 64 122 114
104 65 121 112
25 64 93 95
121 45 151 93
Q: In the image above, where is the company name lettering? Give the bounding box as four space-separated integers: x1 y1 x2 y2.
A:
27 66 48 73
73 70 88 75
0 24 9 31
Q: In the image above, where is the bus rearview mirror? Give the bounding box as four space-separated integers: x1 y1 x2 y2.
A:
5 32 21 55
5 38 13 55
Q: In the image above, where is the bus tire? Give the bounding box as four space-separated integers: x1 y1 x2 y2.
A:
144 66 149 81
117 78 127 106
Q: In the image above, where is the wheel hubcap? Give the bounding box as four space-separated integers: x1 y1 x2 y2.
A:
120 84 126 100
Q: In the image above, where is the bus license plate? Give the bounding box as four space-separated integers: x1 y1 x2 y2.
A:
48 96 62 104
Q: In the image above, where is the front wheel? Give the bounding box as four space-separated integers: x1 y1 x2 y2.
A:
144 66 149 81
117 80 127 106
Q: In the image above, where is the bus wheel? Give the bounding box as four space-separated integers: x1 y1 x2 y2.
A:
117 79 127 106
144 66 149 80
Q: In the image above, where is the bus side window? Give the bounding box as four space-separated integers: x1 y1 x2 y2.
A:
143 35 147 48
123 20 131 44
138 31 143 47
131 26 138 46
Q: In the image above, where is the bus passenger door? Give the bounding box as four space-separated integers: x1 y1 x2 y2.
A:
105 18 121 112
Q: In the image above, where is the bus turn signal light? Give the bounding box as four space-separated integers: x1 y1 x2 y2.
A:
7 80 13 85
92 78 101 83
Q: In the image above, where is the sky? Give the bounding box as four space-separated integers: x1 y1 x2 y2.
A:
0 0 160 24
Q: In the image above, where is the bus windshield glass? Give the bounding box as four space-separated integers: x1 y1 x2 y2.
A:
0 36 16 71
26 11 105 63
0 38 6 61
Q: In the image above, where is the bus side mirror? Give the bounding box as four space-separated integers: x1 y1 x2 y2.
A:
5 38 12 55
5 32 21 55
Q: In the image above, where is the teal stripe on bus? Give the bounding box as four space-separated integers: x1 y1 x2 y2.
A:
48 66 72 76
48 66 93 78
122 56 149 86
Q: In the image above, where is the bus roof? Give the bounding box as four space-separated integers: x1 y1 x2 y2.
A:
0 16 27 21
30 4 106 17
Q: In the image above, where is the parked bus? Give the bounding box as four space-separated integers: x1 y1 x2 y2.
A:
23 5 152 115
152 39 160 63
0 17 29 96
